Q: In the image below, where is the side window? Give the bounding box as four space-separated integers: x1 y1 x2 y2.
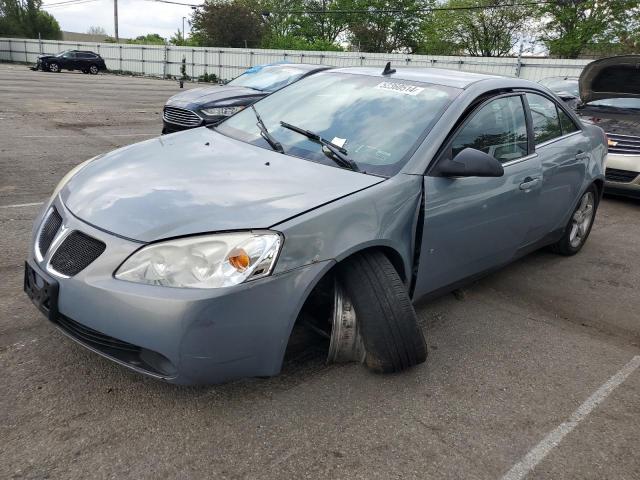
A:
558 108 579 135
526 93 563 144
452 95 528 163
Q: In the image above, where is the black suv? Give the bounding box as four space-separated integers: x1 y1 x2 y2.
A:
34 50 107 75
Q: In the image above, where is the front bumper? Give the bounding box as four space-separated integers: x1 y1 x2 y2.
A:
26 198 331 384
604 153 640 198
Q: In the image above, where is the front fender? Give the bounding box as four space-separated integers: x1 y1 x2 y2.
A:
272 174 423 280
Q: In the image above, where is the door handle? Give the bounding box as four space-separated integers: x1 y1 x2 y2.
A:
519 177 540 190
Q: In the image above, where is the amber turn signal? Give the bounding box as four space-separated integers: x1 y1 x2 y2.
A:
228 249 251 271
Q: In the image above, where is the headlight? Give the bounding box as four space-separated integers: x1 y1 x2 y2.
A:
115 232 282 288
200 105 245 117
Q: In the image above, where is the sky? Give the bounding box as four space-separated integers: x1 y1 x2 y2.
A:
42 0 205 39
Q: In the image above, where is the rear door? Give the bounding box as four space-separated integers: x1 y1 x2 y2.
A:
414 93 542 298
524 92 590 237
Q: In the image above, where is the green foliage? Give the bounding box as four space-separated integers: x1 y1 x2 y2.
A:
346 0 430 53
169 29 199 46
191 0 265 47
417 0 535 57
180 56 188 80
128 33 167 45
199 72 219 82
262 35 342 51
0 0 61 39
539 0 639 58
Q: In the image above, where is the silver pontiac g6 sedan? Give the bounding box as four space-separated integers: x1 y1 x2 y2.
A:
25 66 606 384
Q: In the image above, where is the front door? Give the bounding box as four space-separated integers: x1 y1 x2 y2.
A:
414 94 542 299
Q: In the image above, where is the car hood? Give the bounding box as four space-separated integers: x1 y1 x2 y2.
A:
60 128 383 242
165 85 264 108
579 55 640 104
37 55 56 60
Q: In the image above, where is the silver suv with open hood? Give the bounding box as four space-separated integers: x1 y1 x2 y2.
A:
576 55 640 198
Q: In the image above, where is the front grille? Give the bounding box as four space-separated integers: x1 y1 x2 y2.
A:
50 231 106 276
605 168 639 183
37 208 62 258
58 314 141 352
607 133 640 155
163 106 202 127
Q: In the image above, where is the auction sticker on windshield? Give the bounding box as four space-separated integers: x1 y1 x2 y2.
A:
375 82 425 96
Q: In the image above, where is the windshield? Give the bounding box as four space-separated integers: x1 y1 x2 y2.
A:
217 72 459 176
56 50 71 57
539 78 579 97
228 66 310 93
587 98 640 110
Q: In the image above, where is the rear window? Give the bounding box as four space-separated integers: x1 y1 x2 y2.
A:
526 93 563 144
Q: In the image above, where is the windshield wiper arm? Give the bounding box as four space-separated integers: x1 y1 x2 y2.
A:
251 105 284 153
280 121 359 172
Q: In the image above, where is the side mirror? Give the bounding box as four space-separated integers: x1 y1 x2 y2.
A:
437 148 504 178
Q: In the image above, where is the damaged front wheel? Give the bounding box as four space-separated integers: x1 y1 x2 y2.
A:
335 250 428 373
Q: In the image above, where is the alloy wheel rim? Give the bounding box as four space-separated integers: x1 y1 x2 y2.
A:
50 64 58 72
90 66 98 74
569 191 595 248
327 279 365 364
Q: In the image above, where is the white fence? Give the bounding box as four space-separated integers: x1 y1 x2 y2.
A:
0 37 592 82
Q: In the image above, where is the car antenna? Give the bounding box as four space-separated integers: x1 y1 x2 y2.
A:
382 62 396 75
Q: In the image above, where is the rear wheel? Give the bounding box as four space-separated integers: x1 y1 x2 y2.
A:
550 185 598 256
337 251 427 373
89 64 99 75
48 62 60 73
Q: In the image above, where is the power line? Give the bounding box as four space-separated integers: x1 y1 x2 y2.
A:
140 0 558 10
42 0 102 8
267 1 559 15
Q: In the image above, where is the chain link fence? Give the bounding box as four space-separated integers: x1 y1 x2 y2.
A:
0 37 593 82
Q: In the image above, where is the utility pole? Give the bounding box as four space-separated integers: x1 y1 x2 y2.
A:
114 0 119 42
182 16 186 44
321 0 326 40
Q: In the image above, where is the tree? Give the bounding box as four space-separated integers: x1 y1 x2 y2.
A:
86 25 107 35
347 0 431 53
418 0 536 57
129 33 167 45
0 0 61 39
191 0 265 47
169 29 198 46
539 0 637 58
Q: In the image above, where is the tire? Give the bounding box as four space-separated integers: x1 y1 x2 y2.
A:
550 185 599 256
89 64 99 75
48 62 60 73
338 251 427 373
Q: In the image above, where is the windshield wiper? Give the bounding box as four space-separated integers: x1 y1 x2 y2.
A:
280 121 359 172
251 105 284 153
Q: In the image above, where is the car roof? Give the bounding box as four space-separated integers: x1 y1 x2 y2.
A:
328 67 502 89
